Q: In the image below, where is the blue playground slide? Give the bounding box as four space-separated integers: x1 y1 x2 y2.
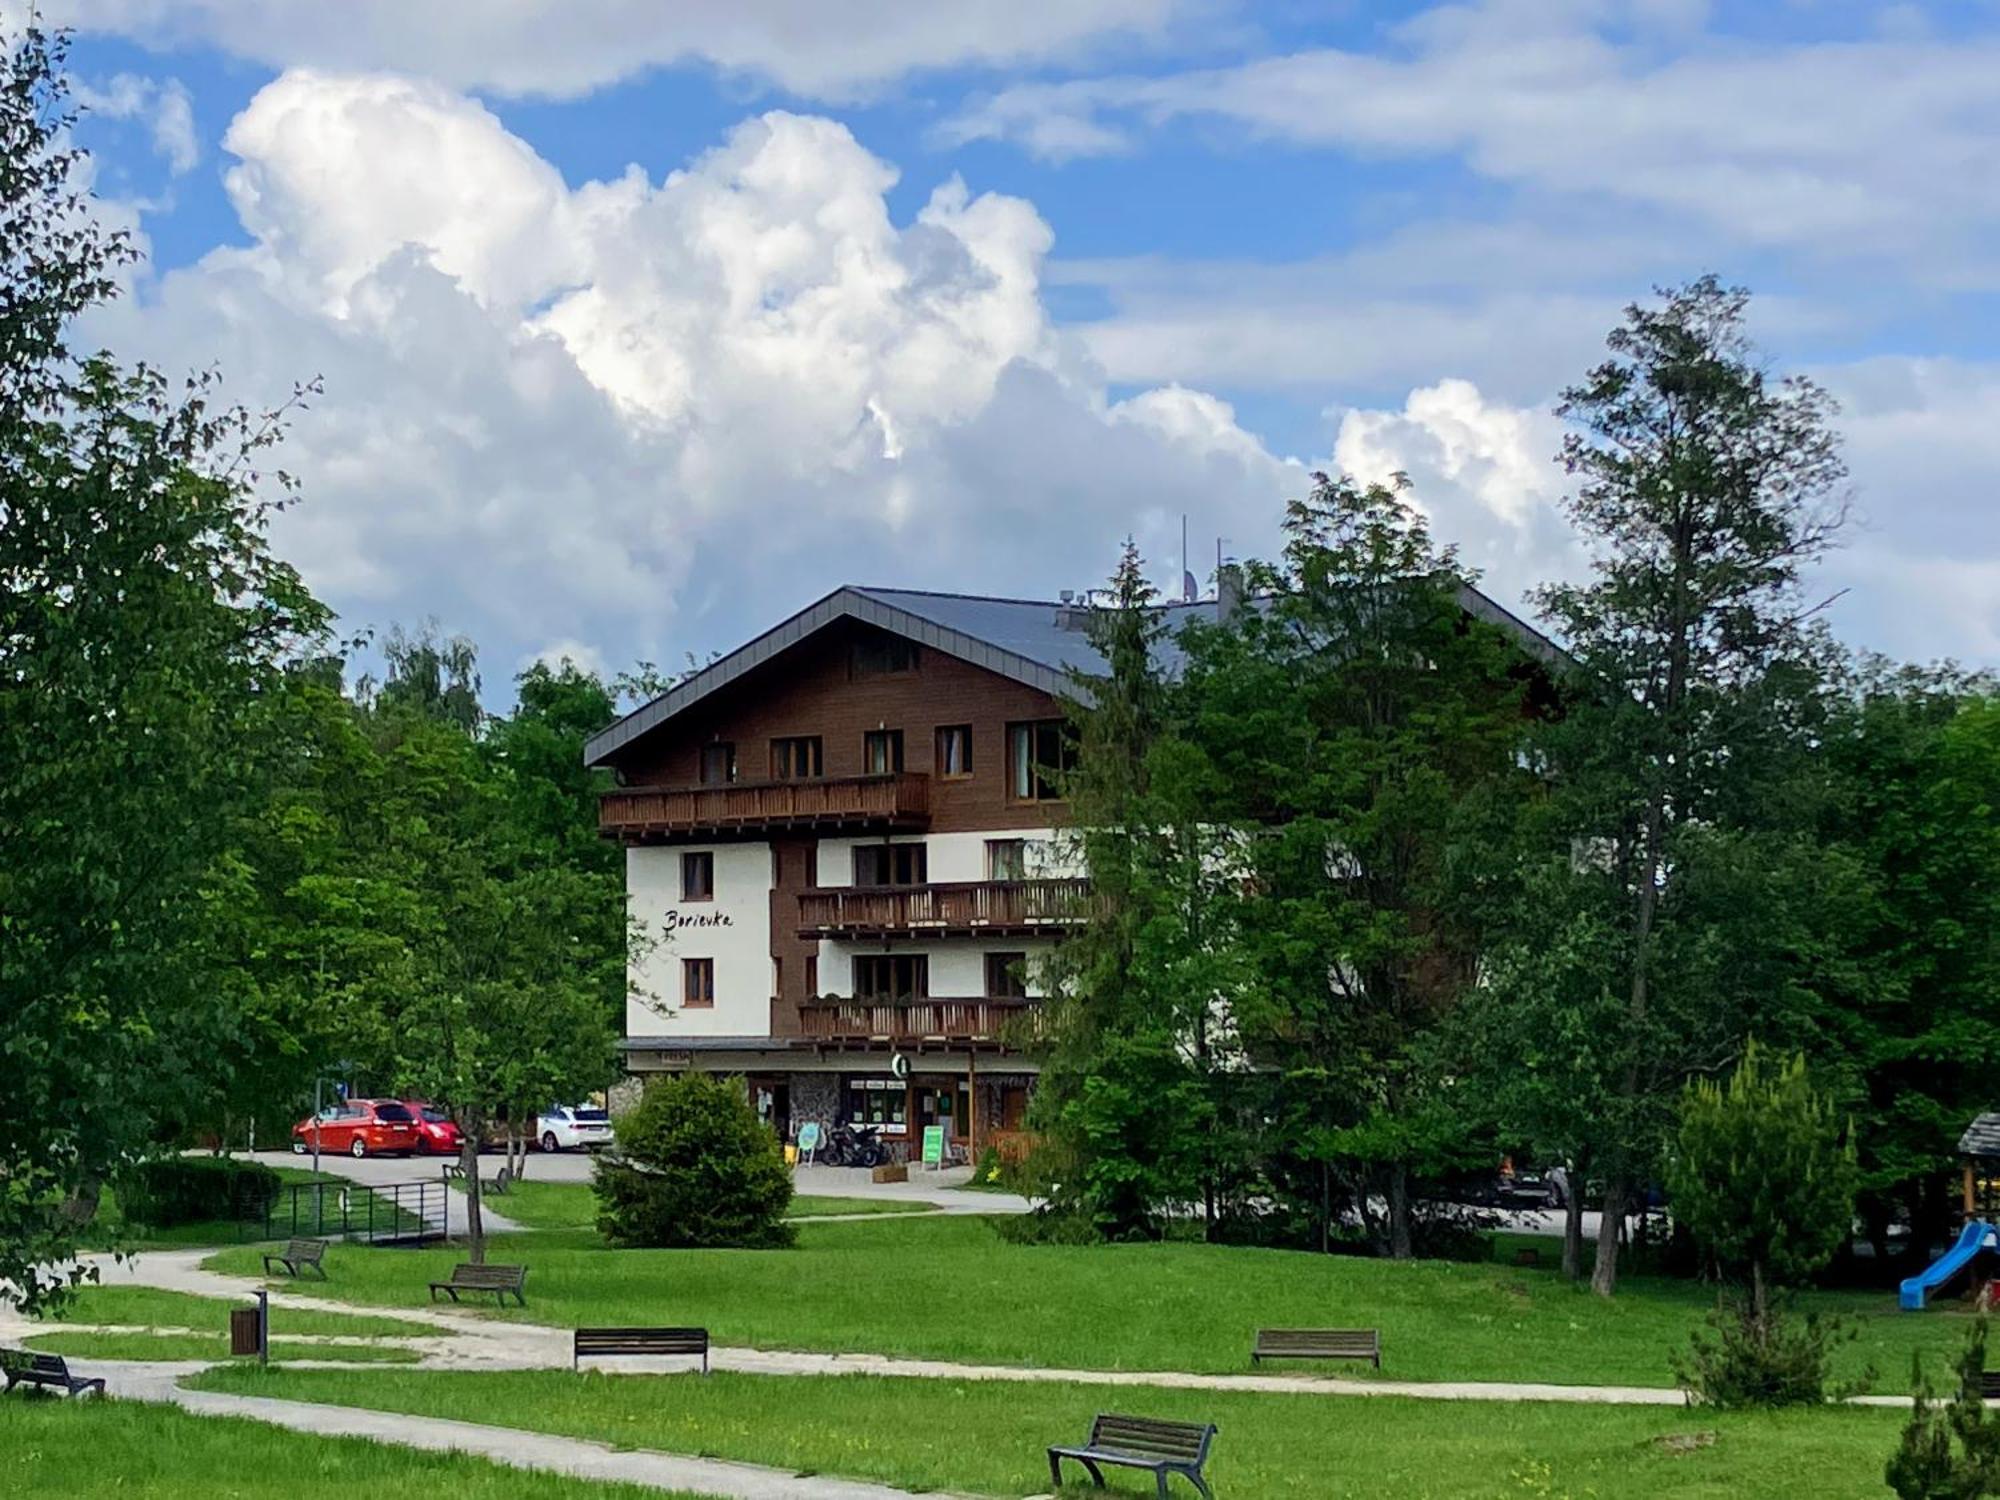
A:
1900 1219 1996 1310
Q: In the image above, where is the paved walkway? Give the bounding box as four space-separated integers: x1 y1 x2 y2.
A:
100 1360 980 1500
22 1246 1937 1410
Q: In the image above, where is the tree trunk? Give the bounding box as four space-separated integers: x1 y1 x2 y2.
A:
1562 1182 1586 1281
1590 1176 1626 1296
458 1132 485 1264
1387 1163 1414 1260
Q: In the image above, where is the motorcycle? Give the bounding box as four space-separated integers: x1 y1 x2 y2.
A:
819 1120 886 1169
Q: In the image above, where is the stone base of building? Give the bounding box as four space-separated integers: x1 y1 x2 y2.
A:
620 1038 1036 1161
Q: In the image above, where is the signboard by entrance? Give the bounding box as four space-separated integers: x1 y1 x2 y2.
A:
797 1121 821 1165
922 1125 946 1167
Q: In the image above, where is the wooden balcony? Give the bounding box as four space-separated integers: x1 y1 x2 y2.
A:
599 772 930 842
797 878 1090 939
796 996 1037 1042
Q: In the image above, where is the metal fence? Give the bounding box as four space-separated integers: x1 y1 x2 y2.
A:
255 1179 444 1245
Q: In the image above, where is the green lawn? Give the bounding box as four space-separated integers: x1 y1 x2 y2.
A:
192 1363 1912 1499
495 1179 936 1230
24 1330 421 1363
205 1214 1968 1392
0 1395 704 1499
30 1284 435 1339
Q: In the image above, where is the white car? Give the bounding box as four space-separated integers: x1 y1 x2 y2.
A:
536 1104 614 1152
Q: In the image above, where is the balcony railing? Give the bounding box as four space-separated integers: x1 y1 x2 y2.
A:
797 878 1090 938
599 772 930 841
796 996 1037 1042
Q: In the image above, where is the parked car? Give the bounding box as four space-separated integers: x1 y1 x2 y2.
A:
290 1099 421 1158
535 1104 613 1153
401 1101 463 1156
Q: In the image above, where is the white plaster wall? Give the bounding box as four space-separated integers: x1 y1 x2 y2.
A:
818 938 1056 998
815 827 1072 886
626 842 772 1038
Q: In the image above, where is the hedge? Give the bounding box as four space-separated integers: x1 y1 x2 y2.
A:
118 1157 281 1227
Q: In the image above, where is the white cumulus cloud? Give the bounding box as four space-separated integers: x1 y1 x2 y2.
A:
91 71 1292 673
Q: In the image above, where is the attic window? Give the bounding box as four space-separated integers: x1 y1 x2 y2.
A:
850 636 919 677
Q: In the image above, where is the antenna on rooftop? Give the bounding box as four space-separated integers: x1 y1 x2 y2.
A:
1180 515 1196 603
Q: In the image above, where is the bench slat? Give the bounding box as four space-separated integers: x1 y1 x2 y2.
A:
1252 1327 1381 1366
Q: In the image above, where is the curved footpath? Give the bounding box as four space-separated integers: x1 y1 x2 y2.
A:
12 1247 1915 1408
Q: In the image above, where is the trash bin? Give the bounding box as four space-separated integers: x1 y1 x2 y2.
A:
229 1306 261 1356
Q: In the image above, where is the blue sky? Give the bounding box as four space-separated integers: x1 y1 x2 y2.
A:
34 1 2000 683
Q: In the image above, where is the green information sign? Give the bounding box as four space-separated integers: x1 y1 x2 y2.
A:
921 1125 946 1166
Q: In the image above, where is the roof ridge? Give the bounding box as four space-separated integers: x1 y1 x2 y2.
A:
853 584 1066 608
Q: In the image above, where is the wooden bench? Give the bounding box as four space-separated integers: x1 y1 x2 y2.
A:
1967 1370 2000 1401
1251 1327 1381 1369
262 1237 329 1279
443 1163 512 1196
574 1327 710 1373
1512 1247 1542 1268
1 1348 105 1398
429 1263 528 1306
1049 1413 1217 1499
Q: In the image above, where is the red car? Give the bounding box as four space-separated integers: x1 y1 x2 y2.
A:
402 1101 463 1156
291 1099 421 1158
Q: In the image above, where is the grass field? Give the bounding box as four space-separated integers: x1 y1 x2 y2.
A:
205 1214 1970 1392
24 1330 422 1363
496 1179 937 1230
192 1363 1912 1499
0 1396 702 1499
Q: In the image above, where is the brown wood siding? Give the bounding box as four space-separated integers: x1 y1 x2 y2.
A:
768 836 819 1037
606 617 1069 836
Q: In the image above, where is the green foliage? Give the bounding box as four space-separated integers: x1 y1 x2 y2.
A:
1032 542 1235 1240
1673 1293 1858 1409
1666 1047 1858 1300
1887 1321 2000 1499
1530 277 1853 1295
595 1074 794 1249
117 1158 281 1228
0 27 330 1311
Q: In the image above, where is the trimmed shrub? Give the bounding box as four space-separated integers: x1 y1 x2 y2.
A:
118 1157 280 1227
594 1074 794 1249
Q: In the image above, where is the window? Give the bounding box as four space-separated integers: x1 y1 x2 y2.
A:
772 957 783 996
805 954 818 997
682 958 715 1008
985 951 1029 998
680 851 714 901
699 742 737 785
936 724 973 778
844 1076 908 1134
985 838 1026 881
849 635 919 677
854 953 928 1002
771 736 823 780
1009 719 1075 801
863 728 904 774
854 842 927 886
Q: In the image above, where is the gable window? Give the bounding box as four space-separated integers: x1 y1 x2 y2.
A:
699 742 737 785
985 838 1026 881
863 729 904 775
936 724 973 779
680 851 714 902
855 954 928 1003
1009 720 1074 802
771 736 823 780
985 951 1029 998
850 635 919 678
854 842 927 887
682 958 715 1008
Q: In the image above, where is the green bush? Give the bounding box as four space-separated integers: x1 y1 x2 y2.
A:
1886 1320 2000 1498
593 1074 794 1249
1672 1292 1863 1409
118 1157 280 1227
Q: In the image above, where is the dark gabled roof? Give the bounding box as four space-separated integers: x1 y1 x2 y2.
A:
1961 1114 2000 1159
584 580 1571 768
